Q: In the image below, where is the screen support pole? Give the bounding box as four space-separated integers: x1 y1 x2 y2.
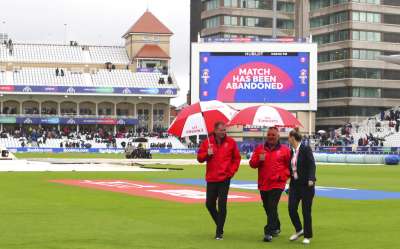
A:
272 0 277 39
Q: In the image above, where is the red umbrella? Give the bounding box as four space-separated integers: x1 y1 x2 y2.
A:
228 105 302 128
168 100 237 137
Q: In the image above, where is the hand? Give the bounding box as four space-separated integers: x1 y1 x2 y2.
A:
308 180 314 187
259 153 265 161
207 147 214 156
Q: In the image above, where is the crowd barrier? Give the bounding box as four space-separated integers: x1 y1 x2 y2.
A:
5 147 399 165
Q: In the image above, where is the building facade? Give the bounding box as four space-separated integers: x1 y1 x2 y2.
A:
195 0 400 131
200 0 295 39
311 0 400 130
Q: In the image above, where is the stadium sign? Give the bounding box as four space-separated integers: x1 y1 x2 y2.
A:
0 116 138 125
0 117 17 124
203 37 308 43
191 42 317 110
0 85 177 96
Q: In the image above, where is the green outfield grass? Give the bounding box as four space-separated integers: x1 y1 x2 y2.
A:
14 152 197 160
0 164 399 249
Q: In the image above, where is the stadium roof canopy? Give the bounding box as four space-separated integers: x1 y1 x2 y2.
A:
123 11 173 38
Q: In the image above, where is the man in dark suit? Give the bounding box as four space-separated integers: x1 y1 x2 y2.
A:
287 129 316 245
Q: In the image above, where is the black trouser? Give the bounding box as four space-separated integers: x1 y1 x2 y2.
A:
206 179 231 235
260 189 283 236
288 183 315 238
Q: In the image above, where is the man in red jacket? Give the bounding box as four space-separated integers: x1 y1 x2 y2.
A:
249 127 291 242
197 121 241 240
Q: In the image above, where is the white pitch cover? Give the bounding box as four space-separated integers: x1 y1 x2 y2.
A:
181 112 208 137
252 106 284 126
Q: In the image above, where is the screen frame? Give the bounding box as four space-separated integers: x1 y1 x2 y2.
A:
191 42 318 111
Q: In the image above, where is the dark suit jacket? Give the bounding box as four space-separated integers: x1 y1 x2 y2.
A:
289 144 316 185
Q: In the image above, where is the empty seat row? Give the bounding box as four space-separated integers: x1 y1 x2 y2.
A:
88 46 130 64
12 68 85 86
11 44 84 63
91 69 177 88
0 67 177 89
1 43 130 64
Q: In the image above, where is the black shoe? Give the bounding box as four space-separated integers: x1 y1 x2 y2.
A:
263 234 272 242
215 234 223 240
271 229 281 237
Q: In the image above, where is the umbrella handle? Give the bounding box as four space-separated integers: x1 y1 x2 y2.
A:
200 111 211 148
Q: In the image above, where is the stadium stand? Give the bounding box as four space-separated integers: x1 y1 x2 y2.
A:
0 69 6 83
318 106 400 147
4 67 178 89
0 44 8 61
88 46 130 64
13 67 86 86
11 44 84 64
0 131 186 149
0 10 179 150
1 43 135 65
91 70 176 88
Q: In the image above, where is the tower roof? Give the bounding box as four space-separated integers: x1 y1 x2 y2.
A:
135 44 170 59
123 11 173 37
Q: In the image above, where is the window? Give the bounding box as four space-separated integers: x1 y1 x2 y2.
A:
352 0 380 4
352 49 381 60
318 67 400 81
205 0 220 10
240 0 255 8
382 0 400 6
360 12 366 22
318 87 382 99
223 16 238 26
317 106 385 118
224 0 238 7
352 11 360 21
277 20 294 29
352 49 360 59
352 30 381 41
382 88 400 98
366 50 374 60
374 14 381 22
375 32 381 41
352 30 359 40
278 2 294 12
314 30 350 44
203 16 220 29
246 17 256 26
310 0 349 11
310 11 349 28
352 11 381 23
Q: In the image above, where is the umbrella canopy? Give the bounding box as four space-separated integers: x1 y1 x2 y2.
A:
168 100 237 137
228 105 302 128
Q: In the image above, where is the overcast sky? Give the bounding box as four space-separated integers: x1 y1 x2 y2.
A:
0 0 190 106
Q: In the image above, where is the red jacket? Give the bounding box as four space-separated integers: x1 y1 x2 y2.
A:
249 143 291 191
197 135 241 183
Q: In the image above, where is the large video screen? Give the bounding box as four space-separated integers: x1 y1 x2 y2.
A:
199 52 310 103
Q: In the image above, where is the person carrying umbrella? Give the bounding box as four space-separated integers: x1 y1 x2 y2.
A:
228 105 302 242
249 126 291 242
197 121 241 240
